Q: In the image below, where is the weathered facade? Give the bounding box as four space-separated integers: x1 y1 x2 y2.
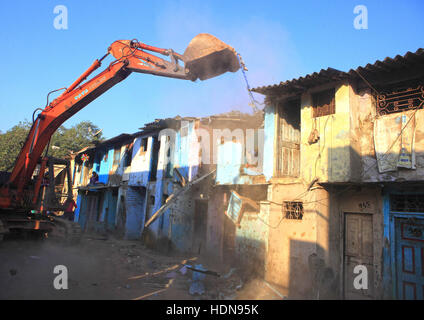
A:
72 134 134 234
246 48 424 299
68 48 424 300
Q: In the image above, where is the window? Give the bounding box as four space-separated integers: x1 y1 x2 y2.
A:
376 82 423 116
283 201 304 220
181 126 188 137
312 89 335 117
113 148 120 166
277 99 300 177
149 195 155 206
390 194 424 212
103 152 108 162
124 144 133 167
140 137 148 154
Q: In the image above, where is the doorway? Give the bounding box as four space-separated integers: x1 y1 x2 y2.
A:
387 193 424 299
193 200 208 254
394 216 424 299
343 212 374 299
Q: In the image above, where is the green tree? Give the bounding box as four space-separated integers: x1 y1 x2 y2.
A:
0 120 103 171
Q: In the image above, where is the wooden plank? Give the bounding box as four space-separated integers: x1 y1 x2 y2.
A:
144 170 216 228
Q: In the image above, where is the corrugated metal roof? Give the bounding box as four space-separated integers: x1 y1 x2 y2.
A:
252 48 424 95
348 48 424 78
252 68 349 95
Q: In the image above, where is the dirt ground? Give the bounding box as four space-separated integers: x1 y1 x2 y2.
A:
0 232 284 300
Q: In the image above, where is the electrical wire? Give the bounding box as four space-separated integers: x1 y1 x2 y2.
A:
237 53 264 112
251 89 421 216
299 102 421 206
354 69 381 96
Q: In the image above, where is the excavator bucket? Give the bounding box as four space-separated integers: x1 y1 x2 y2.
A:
184 33 240 81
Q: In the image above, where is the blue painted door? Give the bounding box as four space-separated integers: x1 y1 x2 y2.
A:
395 217 424 299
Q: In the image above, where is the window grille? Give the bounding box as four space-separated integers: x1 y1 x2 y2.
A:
283 201 304 220
390 194 424 213
376 84 424 116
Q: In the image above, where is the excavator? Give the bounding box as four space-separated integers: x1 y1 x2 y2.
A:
0 33 240 243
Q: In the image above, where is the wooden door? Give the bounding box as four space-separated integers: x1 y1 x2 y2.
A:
344 213 374 299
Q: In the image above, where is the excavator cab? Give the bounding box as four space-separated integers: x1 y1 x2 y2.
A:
183 33 240 81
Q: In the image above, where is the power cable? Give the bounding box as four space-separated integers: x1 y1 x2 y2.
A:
237 53 264 112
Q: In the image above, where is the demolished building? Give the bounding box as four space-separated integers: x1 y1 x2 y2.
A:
69 47 424 300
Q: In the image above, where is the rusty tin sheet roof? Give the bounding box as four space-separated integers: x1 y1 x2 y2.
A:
252 48 424 95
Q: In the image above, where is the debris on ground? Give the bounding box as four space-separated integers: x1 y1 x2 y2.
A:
189 264 207 296
179 266 187 275
0 232 280 300
263 280 287 299
223 267 236 279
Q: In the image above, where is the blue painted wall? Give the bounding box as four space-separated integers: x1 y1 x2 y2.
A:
263 104 276 181
98 148 114 184
125 186 147 239
99 190 118 231
216 141 244 184
129 135 153 187
76 193 88 229
73 194 82 223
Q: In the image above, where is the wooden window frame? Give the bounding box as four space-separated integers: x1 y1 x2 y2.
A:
312 88 335 118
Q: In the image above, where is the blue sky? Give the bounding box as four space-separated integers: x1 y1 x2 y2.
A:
0 0 423 138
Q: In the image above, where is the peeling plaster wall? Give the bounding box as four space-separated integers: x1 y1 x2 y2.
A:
215 140 266 185
169 189 195 252
334 186 384 299
143 133 174 246
205 185 268 277
234 204 269 277
300 83 352 184
216 141 244 184
206 189 226 261
142 120 203 251
265 183 319 298
125 186 147 240
99 189 118 231
350 86 424 182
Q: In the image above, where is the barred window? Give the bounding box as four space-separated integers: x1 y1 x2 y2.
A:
376 83 423 116
283 201 304 220
390 194 424 213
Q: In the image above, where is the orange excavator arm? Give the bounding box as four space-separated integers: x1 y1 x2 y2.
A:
0 34 240 208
